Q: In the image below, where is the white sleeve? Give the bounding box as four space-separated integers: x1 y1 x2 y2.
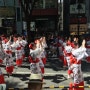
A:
21 40 27 47
11 42 16 48
72 47 87 61
30 48 41 57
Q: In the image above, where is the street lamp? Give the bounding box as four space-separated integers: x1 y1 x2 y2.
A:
77 3 82 38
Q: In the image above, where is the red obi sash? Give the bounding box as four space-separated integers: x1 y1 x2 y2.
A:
29 56 39 63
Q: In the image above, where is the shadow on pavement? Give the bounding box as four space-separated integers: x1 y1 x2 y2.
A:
84 76 90 85
45 58 66 71
44 74 67 83
12 74 30 81
81 61 90 72
6 81 23 88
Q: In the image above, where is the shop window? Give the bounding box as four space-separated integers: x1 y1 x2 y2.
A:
36 20 55 31
34 0 43 9
45 0 57 8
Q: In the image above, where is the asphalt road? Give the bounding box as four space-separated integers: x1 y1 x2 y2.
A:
1 57 90 90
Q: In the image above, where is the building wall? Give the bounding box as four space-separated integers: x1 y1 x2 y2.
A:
0 0 58 35
69 0 87 35
63 0 70 37
22 0 58 35
86 0 90 32
0 0 23 34
0 0 16 34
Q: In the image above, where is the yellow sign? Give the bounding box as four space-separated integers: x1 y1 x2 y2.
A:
0 7 15 17
70 24 87 32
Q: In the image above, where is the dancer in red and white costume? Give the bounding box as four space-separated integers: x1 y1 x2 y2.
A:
64 43 73 79
29 41 44 81
57 36 65 66
0 38 4 64
86 37 90 62
11 35 22 66
34 37 45 75
69 39 88 90
18 35 27 61
40 36 47 65
3 36 14 75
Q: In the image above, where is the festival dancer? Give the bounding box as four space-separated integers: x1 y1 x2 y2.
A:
0 37 4 64
35 37 45 75
18 35 27 61
69 39 88 90
86 37 90 62
11 35 22 66
3 36 14 76
57 36 65 66
63 42 73 78
29 39 44 80
40 36 47 65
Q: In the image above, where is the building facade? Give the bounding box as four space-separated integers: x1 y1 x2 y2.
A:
0 0 16 34
0 0 58 35
69 0 87 36
22 0 58 36
63 0 90 36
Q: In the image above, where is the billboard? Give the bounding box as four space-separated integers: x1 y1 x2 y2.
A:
70 24 87 31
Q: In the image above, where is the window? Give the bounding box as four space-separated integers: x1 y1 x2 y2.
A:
34 0 58 9
34 0 43 9
45 0 57 8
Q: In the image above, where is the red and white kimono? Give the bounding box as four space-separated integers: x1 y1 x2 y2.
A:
86 39 90 62
69 46 88 90
29 48 42 74
11 40 22 66
0 68 5 84
57 38 64 63
0 44 4 64
19 39 27 60
3 40 14 74
35 39 45 75
40 41 47 65
64 45 73 78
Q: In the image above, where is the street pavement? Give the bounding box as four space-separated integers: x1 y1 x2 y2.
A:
1 57 90 90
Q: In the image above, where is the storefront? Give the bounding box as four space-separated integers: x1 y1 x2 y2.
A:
0 7 15 35
69 0 87 36
22 0 58 36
